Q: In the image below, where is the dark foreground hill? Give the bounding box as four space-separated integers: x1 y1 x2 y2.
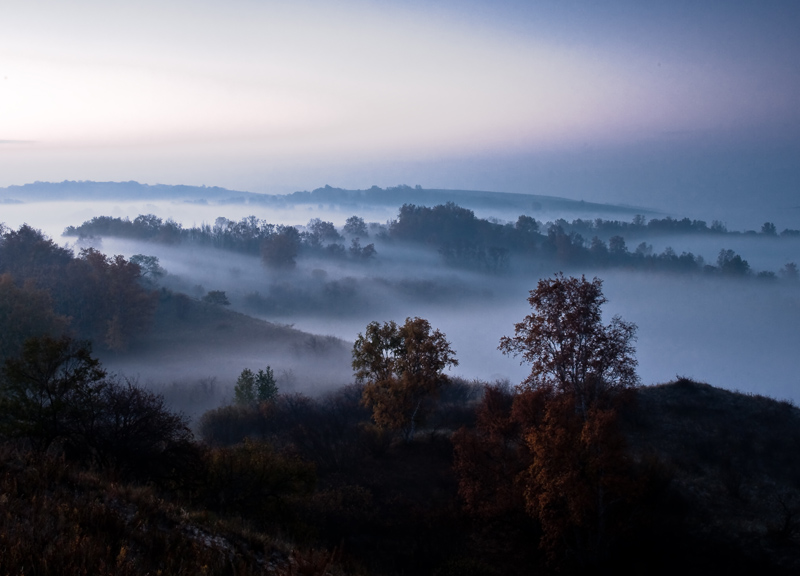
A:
0 376 798 575
619 379 800 575
0 443 331 576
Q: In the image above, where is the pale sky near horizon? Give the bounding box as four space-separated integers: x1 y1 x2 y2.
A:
2 0 799 220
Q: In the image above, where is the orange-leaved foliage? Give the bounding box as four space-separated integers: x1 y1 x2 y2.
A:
499 273 638 417
354 317 457 440
523 392 639 564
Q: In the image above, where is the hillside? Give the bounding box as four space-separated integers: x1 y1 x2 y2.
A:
100 290 354 416
1 365 799 574
0 443 298 575
619 379 800 574
271 184 651 216
146 376 800 576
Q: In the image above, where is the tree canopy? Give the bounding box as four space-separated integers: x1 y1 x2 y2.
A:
353 317 458 440
234 367 279 406
499 274 638 416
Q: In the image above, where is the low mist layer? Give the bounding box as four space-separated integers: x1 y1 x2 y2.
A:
2 187 798 408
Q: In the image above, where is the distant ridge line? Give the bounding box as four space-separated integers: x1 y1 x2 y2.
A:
0 180 653 216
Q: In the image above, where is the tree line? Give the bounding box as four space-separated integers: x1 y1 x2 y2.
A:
62 204 800 279
64 214 376 268
0 224 157 363
549 214 799 239
388 203 798 278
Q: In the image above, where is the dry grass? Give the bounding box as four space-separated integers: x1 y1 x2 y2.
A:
0 443 342 575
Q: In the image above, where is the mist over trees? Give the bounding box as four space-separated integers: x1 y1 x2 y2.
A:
62 204 797 281
2 184 799 573
234 366 278 406
11 195 800 397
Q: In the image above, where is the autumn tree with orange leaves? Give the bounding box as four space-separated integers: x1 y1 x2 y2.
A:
353 317 457 441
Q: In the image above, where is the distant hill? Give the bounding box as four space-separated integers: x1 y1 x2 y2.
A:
0 180 253 202
267 184 649 216
0 180 654 217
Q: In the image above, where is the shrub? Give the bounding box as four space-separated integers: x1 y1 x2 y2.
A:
0 336 198 483
200 439 316 529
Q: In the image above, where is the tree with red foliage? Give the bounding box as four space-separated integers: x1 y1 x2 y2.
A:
453 384 521 517
499 273 638 416
522 394 638 565
455 275 643 568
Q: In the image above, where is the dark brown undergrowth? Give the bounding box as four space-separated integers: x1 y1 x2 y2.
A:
0 442 343 576
3 374 800 576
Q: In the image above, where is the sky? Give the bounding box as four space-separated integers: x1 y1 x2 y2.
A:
2 0 800 224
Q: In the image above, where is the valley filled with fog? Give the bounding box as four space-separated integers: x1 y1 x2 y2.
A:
4 2 800 572
3 189 798 405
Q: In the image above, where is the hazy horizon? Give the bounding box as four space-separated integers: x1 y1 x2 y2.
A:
2 1 799 230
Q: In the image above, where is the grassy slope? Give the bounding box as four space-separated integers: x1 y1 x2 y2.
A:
622 379 800 574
